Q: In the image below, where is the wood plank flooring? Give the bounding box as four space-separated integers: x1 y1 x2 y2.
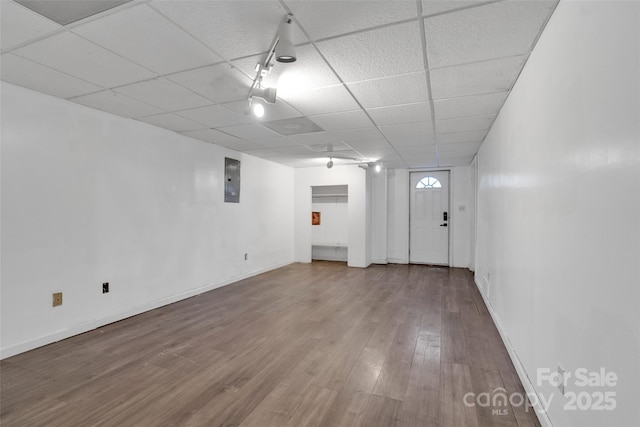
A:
0 262 541 427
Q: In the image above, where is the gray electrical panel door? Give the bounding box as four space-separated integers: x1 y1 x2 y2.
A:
224 157 240 203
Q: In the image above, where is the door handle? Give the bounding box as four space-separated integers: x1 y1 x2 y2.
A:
440 223 448 227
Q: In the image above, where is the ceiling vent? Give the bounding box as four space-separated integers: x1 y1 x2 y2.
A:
15 0 132 26
261 117 323 136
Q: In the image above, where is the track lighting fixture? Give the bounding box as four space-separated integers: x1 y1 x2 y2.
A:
251 86 277 104
247 14 296 117
276 17 296 63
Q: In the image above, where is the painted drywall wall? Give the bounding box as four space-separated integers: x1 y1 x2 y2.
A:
294 165 368 267
450 166 472 268
386 168 410 263
1 82 294 358
475 1 640 426
311 201 348 246
370 168 388 264
386 167 472 268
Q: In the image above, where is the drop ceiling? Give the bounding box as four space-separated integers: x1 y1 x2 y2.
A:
0 0 557 168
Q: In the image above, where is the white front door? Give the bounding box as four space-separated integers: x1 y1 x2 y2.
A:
409 171 449 265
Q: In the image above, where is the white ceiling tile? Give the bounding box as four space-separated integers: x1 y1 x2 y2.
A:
1 53 101 99
181 128 243 145
402 153 439 168
72 4 221 75
433 91 507 119
232 44 342 94
176 104 252 128
1 1 61 50
213 139 265 151
422 1 494 16
329 127 385 143
346 141 397 159
387 134 438 147
381 156 407 168
285 132 338 146
436 141 482 153
345 139 394 151
425 1 556 68
317 21 425 82
276 146 317 156
367 102 432 126
13 32 155 88
243 148 282 158
250 136 299 149
137 113 206 132
437 130 486 143
430 55 527 99
309 110 373 132
438 156 474 166
151 0 307 60
436 114 495 133
286 0 418 40
218 123 279 140
347 72 429 109
395 144 438 155
167 63 252 104
72 90 164 118
281 84 359 116
380 121 434 139
222 99 301 122
115 78 211 111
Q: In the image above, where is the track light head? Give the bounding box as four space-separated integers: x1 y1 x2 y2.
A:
276 18 296 63
326 158 334 169
252 102 265 118
251 86 277 104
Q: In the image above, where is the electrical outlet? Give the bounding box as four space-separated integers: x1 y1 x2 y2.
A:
52 292 62 307
244 253 248 261
557 363 567 395
102 282 109 293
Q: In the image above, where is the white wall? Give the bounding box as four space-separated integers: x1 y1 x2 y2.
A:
370 168 388 264
294 165 368 267
0 83 294 359
475 2 640 426
311 201 348 246
386 168 410 263
386 166 472 268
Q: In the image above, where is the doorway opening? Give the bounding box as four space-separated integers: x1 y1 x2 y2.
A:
311 185 348 262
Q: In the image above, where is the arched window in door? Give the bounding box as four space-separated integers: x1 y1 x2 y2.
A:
415 176 442 189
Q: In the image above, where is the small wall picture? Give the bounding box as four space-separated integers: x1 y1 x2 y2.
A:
312 211 321 225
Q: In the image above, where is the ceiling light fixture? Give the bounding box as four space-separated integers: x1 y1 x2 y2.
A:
252 102 265 118
276 17 296 63
327 158 334 169
375 164 382 173
247 14 296 117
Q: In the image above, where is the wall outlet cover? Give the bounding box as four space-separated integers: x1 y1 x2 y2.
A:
53 292 62 307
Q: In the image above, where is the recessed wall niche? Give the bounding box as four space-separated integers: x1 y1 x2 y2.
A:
311 185 348 262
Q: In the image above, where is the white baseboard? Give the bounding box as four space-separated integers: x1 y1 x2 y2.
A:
1 261 293 360
473 277 553 427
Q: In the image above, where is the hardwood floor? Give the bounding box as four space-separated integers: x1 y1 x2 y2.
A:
0 262 541 427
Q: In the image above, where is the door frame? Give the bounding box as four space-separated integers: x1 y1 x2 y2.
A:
408 169 451 266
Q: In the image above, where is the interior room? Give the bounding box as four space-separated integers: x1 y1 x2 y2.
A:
1 1 638 426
